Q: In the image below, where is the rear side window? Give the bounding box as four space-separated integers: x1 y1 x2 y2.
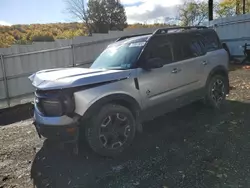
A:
202 31 221 52
189 35 206 56
172 34 205 61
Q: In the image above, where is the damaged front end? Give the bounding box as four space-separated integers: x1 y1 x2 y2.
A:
29 67 131 144
28 69 83 143
34 89 75 117
32 88 81 143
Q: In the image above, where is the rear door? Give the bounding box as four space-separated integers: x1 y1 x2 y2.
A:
167 34 208 104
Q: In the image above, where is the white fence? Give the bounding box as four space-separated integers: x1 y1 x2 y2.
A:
0 28 158 109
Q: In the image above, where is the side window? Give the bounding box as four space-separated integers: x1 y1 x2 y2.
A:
150 43 173 64
143 36 174 65
202 31 220 52
173 34 205 61
189 38 205 57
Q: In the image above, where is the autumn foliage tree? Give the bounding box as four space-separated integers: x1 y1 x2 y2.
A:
215 0 236 17
178 0 250 26
30 32 55 42
0 23 86 47
215 0 250 17
0 22 174 47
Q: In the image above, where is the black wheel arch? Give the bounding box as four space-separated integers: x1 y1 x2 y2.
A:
206 65 229 94
82 93 141 122
222 42 231 60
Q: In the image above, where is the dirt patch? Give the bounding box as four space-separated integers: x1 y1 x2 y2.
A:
1 67 250 188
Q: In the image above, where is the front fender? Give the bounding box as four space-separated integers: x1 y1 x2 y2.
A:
82 93 141 120
73 78 141 118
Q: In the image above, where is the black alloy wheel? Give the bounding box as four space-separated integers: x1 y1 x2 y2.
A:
85 104 136 157
206 74 228 109
99 113 131 149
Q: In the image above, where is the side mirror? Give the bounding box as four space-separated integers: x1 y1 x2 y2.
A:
144 58 164 70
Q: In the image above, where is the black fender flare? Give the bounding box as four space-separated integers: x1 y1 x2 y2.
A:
222 42 231 60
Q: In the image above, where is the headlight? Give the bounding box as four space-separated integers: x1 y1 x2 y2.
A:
42 99 63 116
36 90 75 117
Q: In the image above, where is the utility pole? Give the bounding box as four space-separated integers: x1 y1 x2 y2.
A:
243 0 246 14
208 0 213 21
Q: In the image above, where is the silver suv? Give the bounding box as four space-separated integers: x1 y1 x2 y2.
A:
29 26 229 156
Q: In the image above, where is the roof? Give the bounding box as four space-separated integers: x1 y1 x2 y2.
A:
116 26 212 42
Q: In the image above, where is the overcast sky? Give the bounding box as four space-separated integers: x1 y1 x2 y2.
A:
0 0 182 25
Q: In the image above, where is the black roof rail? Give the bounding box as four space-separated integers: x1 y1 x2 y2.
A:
115 33 151 42
153 26 208 35
115 26 208 43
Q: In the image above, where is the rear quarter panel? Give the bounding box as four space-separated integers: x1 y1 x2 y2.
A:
201 48 229 87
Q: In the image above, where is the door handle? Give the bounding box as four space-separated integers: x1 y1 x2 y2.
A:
202 60 208 65
172 68 181 73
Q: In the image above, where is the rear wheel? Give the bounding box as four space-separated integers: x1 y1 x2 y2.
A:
85 104 136 157
205 74 228 109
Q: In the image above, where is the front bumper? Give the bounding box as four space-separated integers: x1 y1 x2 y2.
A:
34 106 79 142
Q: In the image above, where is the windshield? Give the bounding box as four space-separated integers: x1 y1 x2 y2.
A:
90 41 145 70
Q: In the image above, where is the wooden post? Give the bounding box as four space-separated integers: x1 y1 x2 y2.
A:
236 0 240 15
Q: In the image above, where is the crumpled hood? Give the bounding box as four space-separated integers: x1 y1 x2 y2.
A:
29 67 131 90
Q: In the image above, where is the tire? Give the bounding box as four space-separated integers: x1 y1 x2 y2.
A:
85 104 136 157
205 74 228 109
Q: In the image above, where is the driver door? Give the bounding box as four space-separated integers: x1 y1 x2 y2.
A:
137 35 184 120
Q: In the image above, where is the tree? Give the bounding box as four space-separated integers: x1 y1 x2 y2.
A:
215 0 250 18
234 0 250 14
0 34 15 47
105 0 127 30
178 0 208 26
31 31 55 42
64 0 92 35
236 0 250 15
88 0 108 33
214 0 236 18
88 0 127 33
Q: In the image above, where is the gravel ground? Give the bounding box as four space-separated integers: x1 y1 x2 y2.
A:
1 66 250 188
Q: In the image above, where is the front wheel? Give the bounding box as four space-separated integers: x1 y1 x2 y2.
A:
205 74 228 109
85 104 136 157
